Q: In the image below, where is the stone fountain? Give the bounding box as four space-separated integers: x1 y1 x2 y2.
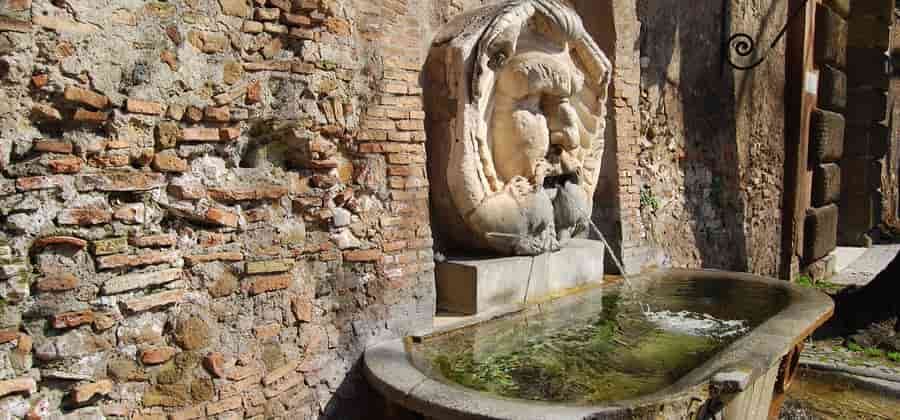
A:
364 1 835 419
425 0 610 314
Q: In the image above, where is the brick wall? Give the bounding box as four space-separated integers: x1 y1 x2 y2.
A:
0 0 476 418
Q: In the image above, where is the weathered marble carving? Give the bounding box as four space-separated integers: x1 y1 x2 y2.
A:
426 0 611 256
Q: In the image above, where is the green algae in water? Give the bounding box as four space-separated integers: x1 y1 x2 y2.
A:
416 289 756 404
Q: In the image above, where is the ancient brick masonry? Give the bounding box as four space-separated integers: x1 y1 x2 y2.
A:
0 0 443 418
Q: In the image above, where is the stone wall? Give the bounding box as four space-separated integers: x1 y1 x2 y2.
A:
630 0 788 276
0 0 479 418
841 0 894 246
802 1 849 281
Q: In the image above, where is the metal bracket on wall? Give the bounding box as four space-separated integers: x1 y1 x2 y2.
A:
725 0 811 70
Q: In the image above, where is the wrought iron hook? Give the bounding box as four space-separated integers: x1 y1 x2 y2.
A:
726 0 811 70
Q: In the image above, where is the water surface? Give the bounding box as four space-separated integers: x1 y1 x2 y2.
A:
411 277 790 404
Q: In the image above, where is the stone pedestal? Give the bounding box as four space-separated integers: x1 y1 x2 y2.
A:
435 239 605 315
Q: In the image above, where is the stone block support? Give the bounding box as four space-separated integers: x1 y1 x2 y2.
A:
805 204 839 262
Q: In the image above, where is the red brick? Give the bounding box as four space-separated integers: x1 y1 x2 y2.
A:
141 346 177 365
46 156 83 174
324 17 351 36
73 108 108 123
64 86 109 109
58 207 112 226
343 249 383 262
289 28 317 40
180 127 220 142
113 204 145 224
243 274 291 295
30 103 63 121
16 175 64 191
0 331 17 344
96 250 179 270
51 310 94 329
88 154 130 168
34 273 79 292
184 252 243 266
269 0 292 12
244 60 292 72
168 183 207 200
33 140 73 154
382 241 407 252
291 62 315 74
33 236 88 249
203 352 225 378
246 81 261 104
130 234 177 248
127 99 166 115
71 380 112 404
76 172 166 192
282 13 311 26
204 208 239 227
204 106 230 122
220 126 241 140
152 152 189 173
291 295 313 322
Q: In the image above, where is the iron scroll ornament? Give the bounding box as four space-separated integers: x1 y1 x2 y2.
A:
726 0 811 70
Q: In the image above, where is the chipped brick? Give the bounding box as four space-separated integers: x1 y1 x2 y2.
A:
180 127 221 142
33 235 87 249
153 152 189 173
131 234 177 248
204 207 239 227
243 274 291 295
64 86 109 109
71 380 113 404
58 207 112 226
76 172 166 192
127 99 166 115
35 273 79 293
97 250 179 270
184 252 243 266
123 290 186 313
46 156 83 174
52 310 94 329
141 346 177 365
204 352 226 378
343 249 383 262
33 140 73 154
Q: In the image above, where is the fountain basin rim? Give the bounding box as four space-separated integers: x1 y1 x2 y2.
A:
363 268 834 420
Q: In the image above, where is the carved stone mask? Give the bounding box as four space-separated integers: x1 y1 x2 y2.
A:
426 0 611 256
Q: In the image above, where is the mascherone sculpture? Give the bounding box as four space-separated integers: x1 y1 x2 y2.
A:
426 0 612 256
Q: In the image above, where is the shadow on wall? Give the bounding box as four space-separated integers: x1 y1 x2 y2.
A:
635 0 744 271
573 0 623 273
633 0 785 273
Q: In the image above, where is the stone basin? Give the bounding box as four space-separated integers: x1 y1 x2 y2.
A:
363 269 834 420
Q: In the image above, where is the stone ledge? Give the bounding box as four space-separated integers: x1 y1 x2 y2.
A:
436 239 605 315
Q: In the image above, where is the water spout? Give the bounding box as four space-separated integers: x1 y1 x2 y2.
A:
573 206 631 289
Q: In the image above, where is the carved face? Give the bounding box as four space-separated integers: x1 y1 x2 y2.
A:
491 50 588 185
427 0 611 256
